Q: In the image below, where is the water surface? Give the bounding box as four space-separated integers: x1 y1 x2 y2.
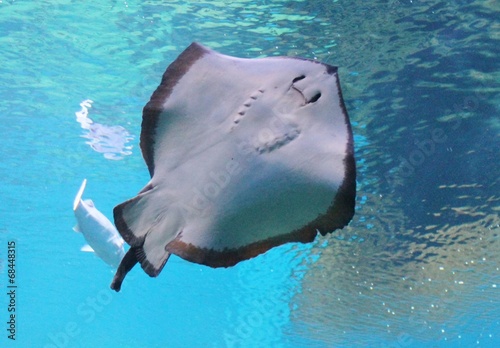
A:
0 1 498 347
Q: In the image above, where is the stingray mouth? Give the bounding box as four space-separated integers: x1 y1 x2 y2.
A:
291 86 322 105
291 86 306 104
290 75 322 105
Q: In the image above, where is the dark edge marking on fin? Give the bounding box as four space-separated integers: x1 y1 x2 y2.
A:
138 182 154 194
166 225 318 268
141 42 209 177
316 67 356 235
325 63 338 75
113 201 137 245
110 247 139 292
135 246 171 277
113 183 154 245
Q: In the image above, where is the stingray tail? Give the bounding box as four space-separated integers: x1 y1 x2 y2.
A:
110 247 139 292
111 184 176 291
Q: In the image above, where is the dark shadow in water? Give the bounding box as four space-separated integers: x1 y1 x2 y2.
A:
290 0 499 346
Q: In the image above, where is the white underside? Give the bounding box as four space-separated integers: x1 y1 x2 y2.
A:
123 49 350 255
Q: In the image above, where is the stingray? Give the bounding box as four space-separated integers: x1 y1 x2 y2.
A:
110 42 356 291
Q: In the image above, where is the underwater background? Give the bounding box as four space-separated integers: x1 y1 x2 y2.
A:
0 0 498 347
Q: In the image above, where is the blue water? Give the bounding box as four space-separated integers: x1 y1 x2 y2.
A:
1 0 499 347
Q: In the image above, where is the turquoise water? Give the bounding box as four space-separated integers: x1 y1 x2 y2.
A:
1 0 499 347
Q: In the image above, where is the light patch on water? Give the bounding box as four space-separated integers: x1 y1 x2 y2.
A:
75 99 133 160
